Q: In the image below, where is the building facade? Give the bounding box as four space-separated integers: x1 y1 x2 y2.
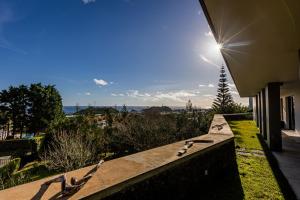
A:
200 0 300 151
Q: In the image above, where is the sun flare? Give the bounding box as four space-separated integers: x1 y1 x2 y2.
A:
216 43 223 50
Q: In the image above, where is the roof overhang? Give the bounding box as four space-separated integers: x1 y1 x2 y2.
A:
200 0 300 97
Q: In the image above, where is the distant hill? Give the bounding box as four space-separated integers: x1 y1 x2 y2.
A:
142 106 172 113
74 107 119 115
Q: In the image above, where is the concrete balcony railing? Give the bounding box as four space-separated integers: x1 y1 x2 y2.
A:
0 114 235 200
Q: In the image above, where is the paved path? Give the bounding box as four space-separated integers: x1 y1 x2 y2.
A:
273 132 300 199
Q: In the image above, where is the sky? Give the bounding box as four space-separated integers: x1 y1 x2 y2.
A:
0 0 248 108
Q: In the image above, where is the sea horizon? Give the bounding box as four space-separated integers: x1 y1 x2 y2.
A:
63 105 187 115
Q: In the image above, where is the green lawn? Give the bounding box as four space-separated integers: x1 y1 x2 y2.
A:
229 120 284 200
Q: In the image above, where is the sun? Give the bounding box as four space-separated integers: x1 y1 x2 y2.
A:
216 43 223 50
210 42 223 53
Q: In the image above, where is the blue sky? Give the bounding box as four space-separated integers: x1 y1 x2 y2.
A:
0 0 247 107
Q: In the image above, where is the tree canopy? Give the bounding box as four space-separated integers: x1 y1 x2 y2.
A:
0 83 63 138
212 65 234 113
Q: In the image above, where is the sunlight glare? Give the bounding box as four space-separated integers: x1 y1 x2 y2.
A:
216 43 223 50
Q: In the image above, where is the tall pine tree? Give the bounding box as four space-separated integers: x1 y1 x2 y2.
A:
212 64 234 113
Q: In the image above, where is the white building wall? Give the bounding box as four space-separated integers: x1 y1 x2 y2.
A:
280 81 300 132
281 97 287 123
295 91 300 132
253 97 257 122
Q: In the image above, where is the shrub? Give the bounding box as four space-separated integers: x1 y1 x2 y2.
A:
41 115 105 172
0 158 21 181
14 161 50 180
33 135 45 152
230 103 249 113
108 113 177 154
0 161 52 190
42 130 99 172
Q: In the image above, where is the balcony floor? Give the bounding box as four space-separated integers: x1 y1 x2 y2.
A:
273 132 300 199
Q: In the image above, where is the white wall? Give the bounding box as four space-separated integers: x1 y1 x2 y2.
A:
253 97 257 122
280 81 300 132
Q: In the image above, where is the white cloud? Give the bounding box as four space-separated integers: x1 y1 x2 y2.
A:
126 90 151 98
227 83 239 95
200 54 210 63
111 93 125 97
153 91 197 103
125 90 198 103
231 91 239 95
85 92 91 96
203 94 214 97
204 31 213 37
82 0 96 4
228 83 236 88
94 78 108 86
199 84 215 88
200 54 220 68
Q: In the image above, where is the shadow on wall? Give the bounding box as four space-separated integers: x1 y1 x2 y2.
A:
257 134 297 200
102 141 245 200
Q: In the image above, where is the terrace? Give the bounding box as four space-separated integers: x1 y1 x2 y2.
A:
0 0 299 199
0 114 297 199
273 132 300 198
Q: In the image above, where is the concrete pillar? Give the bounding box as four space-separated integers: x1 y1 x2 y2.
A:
249 97 253 111
265 82 282 151
258 92 262 132
255 95 259 126
260 89 267 140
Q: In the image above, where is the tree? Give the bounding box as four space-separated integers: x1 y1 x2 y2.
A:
0 83 64 138
27 83 64 135
75 103 80 113
0 108 10 139
121 104 128 119
15 85 29 138
104 109 113 128
212 65 234 113
111 114 177 154
186 99 193 112
0 85 29 138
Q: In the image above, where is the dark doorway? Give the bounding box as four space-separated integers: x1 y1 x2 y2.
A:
280 98 283 121
286 96 295 130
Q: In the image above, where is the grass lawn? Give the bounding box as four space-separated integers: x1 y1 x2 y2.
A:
229 120 289 200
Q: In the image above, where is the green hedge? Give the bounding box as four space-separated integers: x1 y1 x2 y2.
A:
0 139 37 157
0 158 21 181
0 135 45 157
0 161 54 190
223 113 253 121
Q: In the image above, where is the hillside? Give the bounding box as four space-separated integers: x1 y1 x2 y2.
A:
74 107 119 115
142 106 172 113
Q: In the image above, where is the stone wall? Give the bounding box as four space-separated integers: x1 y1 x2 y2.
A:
99 140 235 200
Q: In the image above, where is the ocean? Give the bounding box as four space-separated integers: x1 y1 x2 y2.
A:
63 106 185 115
